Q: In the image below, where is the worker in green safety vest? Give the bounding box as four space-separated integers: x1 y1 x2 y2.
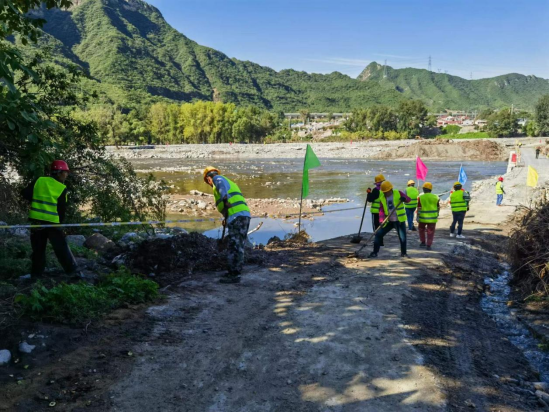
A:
496 177 505 206
417 182 440 250
369 181 411 258
405 180 419 232
448 181 470 239
21 160 78 277
204 166 251 284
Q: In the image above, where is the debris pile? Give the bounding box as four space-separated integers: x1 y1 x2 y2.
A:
508 200 549 297
126 232 267 282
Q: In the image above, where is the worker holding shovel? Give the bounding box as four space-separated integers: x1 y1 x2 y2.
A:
204 167 251 284
369 181 411 258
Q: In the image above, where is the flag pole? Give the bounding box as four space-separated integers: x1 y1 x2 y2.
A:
298 155 306 233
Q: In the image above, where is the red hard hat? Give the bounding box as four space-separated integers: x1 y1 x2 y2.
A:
498 177 504 181
51 160 70 172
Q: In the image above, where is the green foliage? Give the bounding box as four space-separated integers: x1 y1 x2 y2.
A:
525 120 539 137
486 108 519 138
16 267 158 323
359 62 549 111
0 0 167 225
437 132 490 139
535 95 549 135
343 100 428 138
441 125 461 135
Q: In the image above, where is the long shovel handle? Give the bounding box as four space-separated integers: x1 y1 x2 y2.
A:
356 196 369 238
355 201 404 255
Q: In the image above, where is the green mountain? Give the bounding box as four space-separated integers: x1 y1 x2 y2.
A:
358 62 549 111
29 0 403 111
28 0 547 112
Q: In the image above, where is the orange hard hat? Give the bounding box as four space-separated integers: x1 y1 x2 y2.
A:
407 180 415 186
51 160 69 172
203 166 220 183
380 181 394 193
454 181 462 188
374 174 386 183
423 182 433 190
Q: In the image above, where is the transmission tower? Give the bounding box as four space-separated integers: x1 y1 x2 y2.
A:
444 70 448 74
383 59 388 78
428 56 432 72
470 72 473 80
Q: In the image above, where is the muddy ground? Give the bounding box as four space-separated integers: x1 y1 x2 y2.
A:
1 147 548 411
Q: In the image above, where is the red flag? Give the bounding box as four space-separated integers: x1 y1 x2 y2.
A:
416 156 428 181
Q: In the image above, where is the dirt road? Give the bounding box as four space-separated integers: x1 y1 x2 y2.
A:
106 146 548 411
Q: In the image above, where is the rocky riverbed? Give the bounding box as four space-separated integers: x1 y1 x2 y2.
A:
167 190 350 217
105 138 535 161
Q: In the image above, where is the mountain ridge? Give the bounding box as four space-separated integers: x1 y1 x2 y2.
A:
28 0 548 111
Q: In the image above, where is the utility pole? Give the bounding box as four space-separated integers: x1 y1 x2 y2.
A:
428 56 432 72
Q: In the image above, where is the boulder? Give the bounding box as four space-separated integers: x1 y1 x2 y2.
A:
9 227 29 237
84 233 116 253
534 382 549 392
197 201 208 210
19 341 36 354
66 235 86 247
120 232 139 243
0 350 11 366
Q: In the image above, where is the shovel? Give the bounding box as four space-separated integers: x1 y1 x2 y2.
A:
352 201 403 258
217 222 227 251
350 195 369 244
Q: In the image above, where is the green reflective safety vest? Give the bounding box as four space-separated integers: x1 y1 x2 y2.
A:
418 193 439 223
379 189 407 225
405 186 419 209
370 197 381 214
450 190 468 212
213 176 250 217
28 177 66 223
496 181 504 194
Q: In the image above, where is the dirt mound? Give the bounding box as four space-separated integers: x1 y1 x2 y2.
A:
374 139 507 161
126 233 266 284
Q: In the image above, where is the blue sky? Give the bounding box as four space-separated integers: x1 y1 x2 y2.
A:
147 0 549 80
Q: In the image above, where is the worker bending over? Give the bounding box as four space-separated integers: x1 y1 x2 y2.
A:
203 167 251 284
495 177 505 206
405 180 419 232
367 174 385 232
449 182 470 239
21 160 78 277
369 181 411 258
417 182 440 250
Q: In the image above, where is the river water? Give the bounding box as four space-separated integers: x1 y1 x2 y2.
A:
134 158 507 244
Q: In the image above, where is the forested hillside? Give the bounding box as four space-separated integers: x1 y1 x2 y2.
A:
28 0 548 112
359 62 549 111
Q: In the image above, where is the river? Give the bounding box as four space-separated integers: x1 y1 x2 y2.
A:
134 158 507 244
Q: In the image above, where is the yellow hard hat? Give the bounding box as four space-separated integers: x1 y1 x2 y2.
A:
454 181 462 187
407 180 415 186
423 182 433 190
203 166 220 183
380 181 393 193
374 174 386 183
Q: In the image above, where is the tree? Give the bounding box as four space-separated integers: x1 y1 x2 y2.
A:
486 109 518 138
299 109 310 125
0 0 166 223
535 95 549 135
396 100 428 137
368 105 397 133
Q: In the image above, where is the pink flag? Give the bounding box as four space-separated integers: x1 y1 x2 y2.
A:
416 156 428 181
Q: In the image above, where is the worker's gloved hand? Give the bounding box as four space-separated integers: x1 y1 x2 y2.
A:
400 196 407 202
367 188 372 194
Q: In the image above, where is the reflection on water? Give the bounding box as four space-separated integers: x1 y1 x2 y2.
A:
137 158 507 242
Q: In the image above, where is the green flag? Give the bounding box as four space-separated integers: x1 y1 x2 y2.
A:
302 144 321 198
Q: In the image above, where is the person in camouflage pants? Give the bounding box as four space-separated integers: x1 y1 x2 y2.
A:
227 216 251 277
203 166 252 283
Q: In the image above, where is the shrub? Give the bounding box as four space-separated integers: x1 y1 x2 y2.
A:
16 268 159 323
